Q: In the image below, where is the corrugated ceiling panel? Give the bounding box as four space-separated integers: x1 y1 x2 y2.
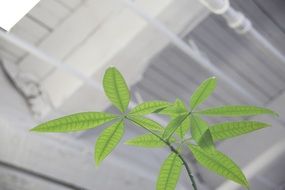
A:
28 0 71 29
11 16 49 45
56 0 83 10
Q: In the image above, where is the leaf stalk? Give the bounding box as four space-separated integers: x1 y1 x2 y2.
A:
127 116 198 190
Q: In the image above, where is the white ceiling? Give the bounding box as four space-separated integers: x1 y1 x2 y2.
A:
0 0 207 117
0 0 285 189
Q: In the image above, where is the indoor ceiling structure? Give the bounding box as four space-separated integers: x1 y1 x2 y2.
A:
0 0 284 190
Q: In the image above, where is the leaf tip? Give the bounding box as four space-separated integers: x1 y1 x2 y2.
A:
29 127 36 132
243 180 250 189
273 111 279 117
30 125 41 132
95 161 101 167
267 109 279 117
95 155 102 167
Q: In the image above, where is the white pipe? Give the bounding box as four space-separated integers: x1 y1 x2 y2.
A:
120 0 259 104
248 28 285 64
0 29 102 91
0 30 167 124
198 0 285 64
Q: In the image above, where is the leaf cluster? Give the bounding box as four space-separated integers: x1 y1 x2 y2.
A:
31 67 277 190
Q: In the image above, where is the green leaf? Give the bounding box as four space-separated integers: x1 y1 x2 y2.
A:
156 153 183 190
189 145 249 188
161 100 190 138
128 115 164 132
103 67 130 113
198 105 277 117
129 101 171 115
95 120 124 166
190 115 214 150
125 134 175 148
176 116 190 139
162 114 189 139
210 121 270 141
159 99 188 116
190 77 216 110
31 112 118 132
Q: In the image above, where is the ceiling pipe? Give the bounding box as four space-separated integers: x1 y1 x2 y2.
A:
0 29 102 91
198 0 285 127
120 0 259 104
198 0 285 64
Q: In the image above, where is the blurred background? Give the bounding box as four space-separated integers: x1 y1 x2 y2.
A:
0 0 284 189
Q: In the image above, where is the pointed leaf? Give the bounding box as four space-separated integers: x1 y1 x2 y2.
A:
95 120 124 166
128 115 164 131
162 100 190 138
159 99 188 116
190 115 214 150
198 105 277 117
176 116 190 139
189 145 249 188
190 77 216 110
31 112 117 132
129 101 171 115
163 114 189 139
210 121 270 141
156 153 183 190
125 134 175 148
103 67 130 113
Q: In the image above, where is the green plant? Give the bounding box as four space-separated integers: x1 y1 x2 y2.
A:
31 67 277 190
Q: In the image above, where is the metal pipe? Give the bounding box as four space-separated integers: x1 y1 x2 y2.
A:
120 0 259 104
0 30 102 91
198 0 285 127
198 0 285 64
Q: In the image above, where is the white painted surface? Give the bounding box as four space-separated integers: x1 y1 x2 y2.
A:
0 0 40 31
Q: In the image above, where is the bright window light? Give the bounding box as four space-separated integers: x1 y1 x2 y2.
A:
0 0 40 31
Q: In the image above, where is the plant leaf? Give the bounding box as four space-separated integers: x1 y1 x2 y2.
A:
129 101 171 115
128 115 164 132
210 121 270 141
159 99 188 116
103 67 130 113
160 100 190 138
125 134 175 148
31 112 118 132
176 116 190 139
198 105 277 117
162 114 189 139
95 120 124 166
156 153 183 190
190 115 214 150
190 77 216 110
189 145 249 188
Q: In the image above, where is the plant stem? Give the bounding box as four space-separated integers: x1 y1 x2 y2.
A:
127 116 198 190
165 112 191 140
166 142 197 190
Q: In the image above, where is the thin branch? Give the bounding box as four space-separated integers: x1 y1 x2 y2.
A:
126 116 198 190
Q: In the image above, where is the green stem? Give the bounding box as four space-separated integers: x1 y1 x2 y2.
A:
167 142 198 190
165 112 191 140
127 116 198 190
